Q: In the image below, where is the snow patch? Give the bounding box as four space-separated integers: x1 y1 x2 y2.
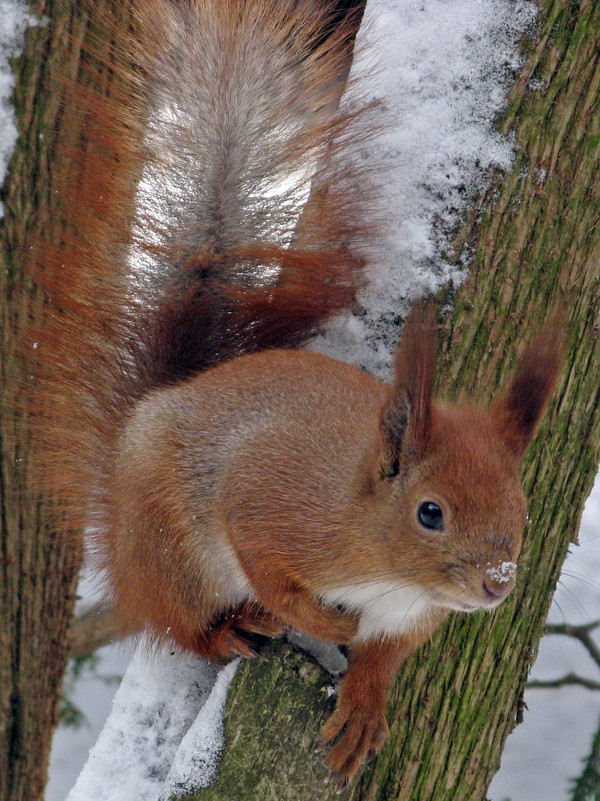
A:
285 631 348 675
486 560 517 584
0 1 40 216
65 641 235 801
312 0 537 376
160 660 239 798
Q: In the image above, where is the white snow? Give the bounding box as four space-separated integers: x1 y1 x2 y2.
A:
64 641 232 801
0 0 39 216
312 0 536 376
159 660 239 799
285 631 348 675
40 0 600 799
487 561 518 585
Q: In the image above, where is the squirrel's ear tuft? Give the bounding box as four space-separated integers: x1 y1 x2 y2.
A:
379 301 437 478
491 315 564 459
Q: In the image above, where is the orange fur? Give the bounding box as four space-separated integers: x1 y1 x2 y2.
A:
31 0 563 786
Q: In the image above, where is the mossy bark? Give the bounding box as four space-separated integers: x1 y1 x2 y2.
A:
191 1 600 800
0 2 128 800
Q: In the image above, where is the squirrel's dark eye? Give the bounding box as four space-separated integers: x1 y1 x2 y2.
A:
418 501 444 531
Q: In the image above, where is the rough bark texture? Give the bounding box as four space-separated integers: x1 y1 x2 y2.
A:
0 2 128 799
191 1 600 799
1 5 74 799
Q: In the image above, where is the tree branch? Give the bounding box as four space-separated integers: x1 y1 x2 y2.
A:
527 674 600 692
544 622 600 672
68 601 129 660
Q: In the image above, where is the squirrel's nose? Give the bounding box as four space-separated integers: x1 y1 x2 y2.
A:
483 578 510 601
483 562 517 601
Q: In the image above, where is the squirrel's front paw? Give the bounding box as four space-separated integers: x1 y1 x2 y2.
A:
320 695 389 785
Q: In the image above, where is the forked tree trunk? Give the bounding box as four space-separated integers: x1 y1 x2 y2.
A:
2 1 600 800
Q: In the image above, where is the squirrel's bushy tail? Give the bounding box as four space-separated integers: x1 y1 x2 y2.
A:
32 0 379 538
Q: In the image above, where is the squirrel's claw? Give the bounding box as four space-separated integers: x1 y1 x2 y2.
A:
321 703 389 785
197 601 285 662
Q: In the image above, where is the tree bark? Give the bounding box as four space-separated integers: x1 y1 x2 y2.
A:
0 2 129 800
1 5 76 799
193 0 600 799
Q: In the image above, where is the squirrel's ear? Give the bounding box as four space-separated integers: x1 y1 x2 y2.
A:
379 301 437 478
491 316 564 459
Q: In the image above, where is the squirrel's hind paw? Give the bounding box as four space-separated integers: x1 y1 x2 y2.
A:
195 601 285 662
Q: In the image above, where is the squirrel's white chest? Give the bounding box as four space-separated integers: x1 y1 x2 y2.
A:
321 581 432 641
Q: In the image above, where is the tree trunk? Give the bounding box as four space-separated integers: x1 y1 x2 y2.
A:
0 2 128 799
193 0 600 799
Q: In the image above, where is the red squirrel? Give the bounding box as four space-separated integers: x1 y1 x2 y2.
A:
34 0 562 786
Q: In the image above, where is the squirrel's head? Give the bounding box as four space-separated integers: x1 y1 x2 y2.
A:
373 302 563 613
